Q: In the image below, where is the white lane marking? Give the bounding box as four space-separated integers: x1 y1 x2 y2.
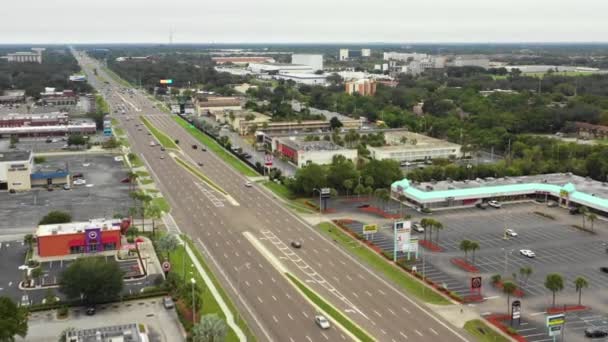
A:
400 331 408 339
388 308 396 316
257 296 263 303
374 310 382 317
415 329 423 337
302 311 309 318
288 313 294 320
430 328 439 335
272 315 278 323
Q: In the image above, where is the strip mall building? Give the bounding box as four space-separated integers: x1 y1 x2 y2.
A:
36 218 130 258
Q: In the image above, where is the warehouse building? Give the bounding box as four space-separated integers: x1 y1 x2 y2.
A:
36 218 130 258
291 54 324 72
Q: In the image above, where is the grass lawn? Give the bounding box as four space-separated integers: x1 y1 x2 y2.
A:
140 178 154 185
102 66 132 88
172 116 258 177
285 273 374 342
140 116 179 149
317 222 451 305
168 245 240 342
113 127 125 136
183 237 256 342
262 181 315 214
151 197 170 213
135 171 150 177
175 157 227 195
464 320 511 342
129 154 144 168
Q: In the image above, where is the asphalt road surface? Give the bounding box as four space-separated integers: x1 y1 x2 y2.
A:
75 50 470 342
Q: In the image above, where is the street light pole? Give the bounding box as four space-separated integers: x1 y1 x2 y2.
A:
313 188 322 215
190 277 196 323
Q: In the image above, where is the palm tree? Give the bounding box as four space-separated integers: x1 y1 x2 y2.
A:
502 281 517 315
343 179 353 199
145 204 163 237
469 241 480 265
127 171 138 193
519 266 533 289
587 213 597 232
491 274 502 287
579 206 589 228
433 221 444 246
574 276 589 306
545 273 564 308
421 218 430 242
398 194 407 217
192 314 228 342
23 234 34 252
459 239 472 261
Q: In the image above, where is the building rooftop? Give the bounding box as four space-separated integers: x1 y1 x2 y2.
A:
392 173 608 211
370 131 460 151
36 218 123 237
0 150 31 162
65 323 143 342
279 138 349 152
2 90 25 97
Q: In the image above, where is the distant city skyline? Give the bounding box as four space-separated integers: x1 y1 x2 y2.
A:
3 0 608 44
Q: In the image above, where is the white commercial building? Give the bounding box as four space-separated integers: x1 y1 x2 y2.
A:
448 55 490 69
383 52 428 62
339 49 349 61
291 54 324 72
248 63 314 74
272 73 327 85
0 151 33 191
367 131 461 162
362 48 371 57
5 48 44 64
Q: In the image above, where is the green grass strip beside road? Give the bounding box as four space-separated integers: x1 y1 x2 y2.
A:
168 243 242 342
140 116 179 149
172 116 258 177
174 157 227 195
464 320 510 342
317 222 451 305
183 236 257 342
101 66 133 88
285 273 374 342
261 181 316 214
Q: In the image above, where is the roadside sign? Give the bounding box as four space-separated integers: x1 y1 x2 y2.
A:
160 79 173 84
264 154 273 166
363 224 378 235
548 325 563 337
512 300 521 320
471 277 482 289
546 314 565 327
321 187 331 199
162 261 171 272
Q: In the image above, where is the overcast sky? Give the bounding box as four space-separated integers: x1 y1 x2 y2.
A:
3 0 608 44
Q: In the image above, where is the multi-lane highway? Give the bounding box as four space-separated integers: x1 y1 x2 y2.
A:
75 51 470 342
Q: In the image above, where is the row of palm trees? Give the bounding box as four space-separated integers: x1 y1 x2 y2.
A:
127 171 162 235
495 271 589 317
578 206 598 231
459 239 480 264
420 218 444 245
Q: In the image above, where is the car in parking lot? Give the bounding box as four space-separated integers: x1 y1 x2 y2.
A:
505 229 518 237
85 306 96 316
584 328 608 338
198 162 203 167
476 202 488 210
600 267 608 274
520 249 536 258
73 179 87 186
547 201 558 208
162 296 175 309
488 200 502 208
412 223 424 233
314 315 331 329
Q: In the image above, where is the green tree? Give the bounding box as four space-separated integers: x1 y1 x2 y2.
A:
469 241 480 265
23 234 34 252
157 234 179 259
39 211 71 225
519 266 533 289
502 281 517 316
343 179 354 198
420 218 430 242
587 212 597 232
31 267 42 284
59 257 124 304
579 206 589 228
544 273 564 308
67 134 86 146
329 117 343 131
353 183 365 198
433 220 444 245
192 314 228 342
574 276 589 306
0 296 28 341
491 274 502 286
459 239 472 261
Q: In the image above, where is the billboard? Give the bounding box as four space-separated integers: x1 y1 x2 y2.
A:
160 79 173 84
395 221 411 252
362 224 378 235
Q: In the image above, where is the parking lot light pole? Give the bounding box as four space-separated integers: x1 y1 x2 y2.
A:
313 188 322 215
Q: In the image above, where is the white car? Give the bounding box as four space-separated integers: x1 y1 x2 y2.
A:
314 315 331 329
519 249 536 258
73 179 86 185
412 223 424 233
488 200 502 208
505 229 518 237
244 181 252 188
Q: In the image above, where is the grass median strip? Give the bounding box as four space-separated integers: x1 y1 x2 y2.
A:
172 116 258 177
317 222 451 305
183 236 256 342
174 156 227 195
285 273 374 342
262 181 316 214
140 116 179 149
464 320 510 342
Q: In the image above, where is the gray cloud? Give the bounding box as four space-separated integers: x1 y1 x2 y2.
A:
2 0 608 43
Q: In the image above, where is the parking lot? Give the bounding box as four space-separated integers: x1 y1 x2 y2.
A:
0 154 131 230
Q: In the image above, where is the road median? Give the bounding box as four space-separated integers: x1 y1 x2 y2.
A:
140 116 179 149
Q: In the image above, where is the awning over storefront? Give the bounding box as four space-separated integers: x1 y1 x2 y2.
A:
101 236 118 244
68 238 85 247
